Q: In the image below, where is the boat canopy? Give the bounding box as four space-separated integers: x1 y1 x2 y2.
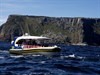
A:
14 35 50 45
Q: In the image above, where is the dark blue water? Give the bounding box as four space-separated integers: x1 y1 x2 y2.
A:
0 42 100 75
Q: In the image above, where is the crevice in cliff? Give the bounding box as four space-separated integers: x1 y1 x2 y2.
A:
82 19 100 45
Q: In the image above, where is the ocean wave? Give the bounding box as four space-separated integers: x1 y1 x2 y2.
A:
0 45 100 75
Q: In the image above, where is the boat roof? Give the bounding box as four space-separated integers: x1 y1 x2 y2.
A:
14 35 50 44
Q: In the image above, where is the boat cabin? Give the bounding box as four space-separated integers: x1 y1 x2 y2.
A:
11 34 50 49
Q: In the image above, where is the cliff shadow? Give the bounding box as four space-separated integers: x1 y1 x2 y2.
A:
83 19 100 46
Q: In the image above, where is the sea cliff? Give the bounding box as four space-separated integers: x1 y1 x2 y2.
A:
0 15 100 45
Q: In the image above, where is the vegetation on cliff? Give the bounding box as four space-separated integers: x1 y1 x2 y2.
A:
0 15 100 45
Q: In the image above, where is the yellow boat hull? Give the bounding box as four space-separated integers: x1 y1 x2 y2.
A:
9 47 61 55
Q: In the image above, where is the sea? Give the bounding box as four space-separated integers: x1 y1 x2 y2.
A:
0 41 100 75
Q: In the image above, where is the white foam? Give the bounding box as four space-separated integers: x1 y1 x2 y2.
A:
0 56 4 59
60 54 75 59
40 61 46 64
77 56 85 59
10 55 23 58
60 54 86 60
32 54 42 57
68 54 75 58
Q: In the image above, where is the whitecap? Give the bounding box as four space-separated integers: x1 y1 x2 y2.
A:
10 55 23 58
68 54 75 58
32 54 42 57
60 54 75 59
0 56 4 59
40 61 46 64
77 56 85 59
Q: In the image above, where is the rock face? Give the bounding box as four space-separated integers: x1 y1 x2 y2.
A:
0 15 100 45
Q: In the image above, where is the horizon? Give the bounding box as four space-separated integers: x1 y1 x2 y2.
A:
0 0 100 25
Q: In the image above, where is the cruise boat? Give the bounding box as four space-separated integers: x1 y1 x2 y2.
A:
9 33 61 55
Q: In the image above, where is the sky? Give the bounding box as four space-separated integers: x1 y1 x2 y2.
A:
0 0 100 25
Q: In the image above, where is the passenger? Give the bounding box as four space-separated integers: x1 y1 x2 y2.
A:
22 40 27 48
22 40 27 45
32 40 37 45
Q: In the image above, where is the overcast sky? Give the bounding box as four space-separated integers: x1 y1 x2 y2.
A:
0 0 100 25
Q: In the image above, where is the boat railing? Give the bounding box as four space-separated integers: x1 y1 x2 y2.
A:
21 44 57 49
22 45 42 48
